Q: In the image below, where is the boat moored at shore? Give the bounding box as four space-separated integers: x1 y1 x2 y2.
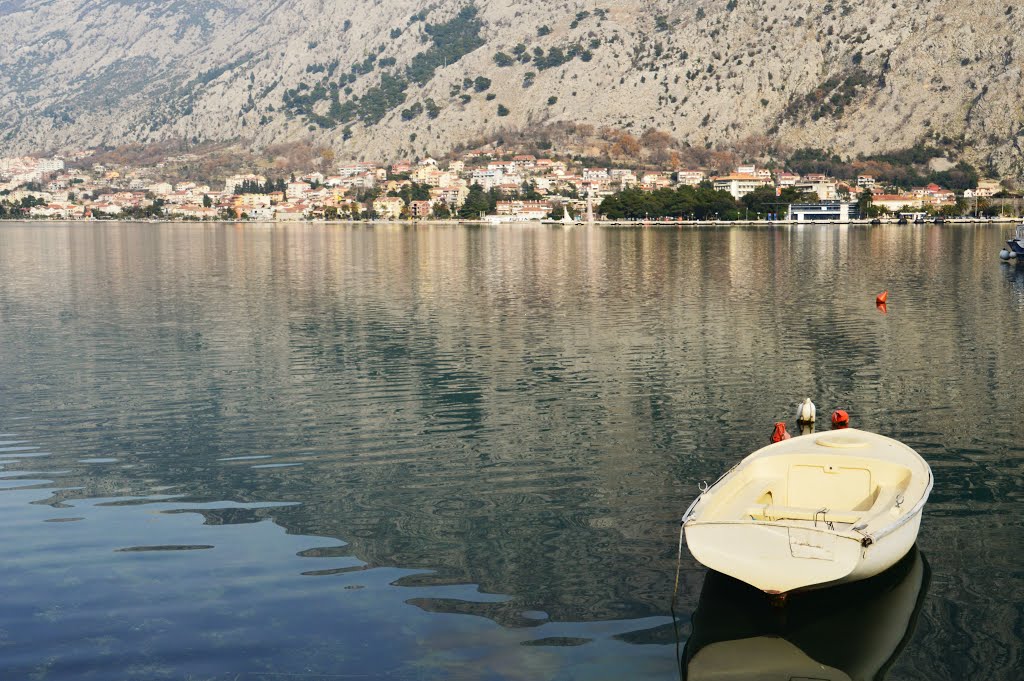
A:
999 223 1024 260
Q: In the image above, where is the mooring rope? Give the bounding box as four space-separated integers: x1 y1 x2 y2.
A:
670 518 686 680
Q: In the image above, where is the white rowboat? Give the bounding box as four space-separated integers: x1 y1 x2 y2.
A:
682 429 932 594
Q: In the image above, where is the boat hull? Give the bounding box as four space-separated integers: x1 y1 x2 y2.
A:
687 504 923 593
685 522 863 593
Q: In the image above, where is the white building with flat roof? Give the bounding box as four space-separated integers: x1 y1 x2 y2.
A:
712 174 772 199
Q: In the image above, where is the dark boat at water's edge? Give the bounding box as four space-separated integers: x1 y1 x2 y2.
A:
999 223 1024 260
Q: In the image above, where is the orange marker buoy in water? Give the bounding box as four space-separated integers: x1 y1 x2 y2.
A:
831 409 850 429
770 422 791 443
876 290 888 305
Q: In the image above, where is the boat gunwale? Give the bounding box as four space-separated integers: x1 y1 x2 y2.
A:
684 517 866 543
856 465 933 545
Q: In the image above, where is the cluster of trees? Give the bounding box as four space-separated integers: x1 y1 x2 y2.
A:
457 182 544 219
597 184 837 221
386 182 432 204
493 39 596 71
787 147 980 191
597 185 744 220
0 196 46 217
284 5 484 129
597 183 1018 221
235 178 288 194
406 6 486 85
784 67 874 122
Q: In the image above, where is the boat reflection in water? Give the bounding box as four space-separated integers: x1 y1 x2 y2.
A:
682 546 929 681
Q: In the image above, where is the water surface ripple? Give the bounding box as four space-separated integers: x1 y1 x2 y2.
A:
0 222 1021 680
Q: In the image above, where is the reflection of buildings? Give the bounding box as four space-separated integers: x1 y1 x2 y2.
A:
0 223 1021 646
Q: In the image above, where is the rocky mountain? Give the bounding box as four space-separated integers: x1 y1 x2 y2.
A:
1 0 1022 178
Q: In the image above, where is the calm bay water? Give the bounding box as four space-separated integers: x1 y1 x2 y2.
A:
0 221 1021 680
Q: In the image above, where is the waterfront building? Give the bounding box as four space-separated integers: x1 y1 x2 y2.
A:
788 200 859 222
871 194 925 212
168 204 218 219
495 200 552 220
275 205 308 221
246 207 275 220
409 200 433 218
235 193 272 210
372 196 404 219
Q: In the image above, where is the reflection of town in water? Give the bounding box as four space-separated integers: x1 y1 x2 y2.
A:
0 222 1020 679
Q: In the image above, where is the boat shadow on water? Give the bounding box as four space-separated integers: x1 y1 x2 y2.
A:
681 545 930 681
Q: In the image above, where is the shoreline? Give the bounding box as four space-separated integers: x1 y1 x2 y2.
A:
0 216 1019 227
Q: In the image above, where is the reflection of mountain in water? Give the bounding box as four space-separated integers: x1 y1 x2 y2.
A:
683 546 930 681
0 223 1021 654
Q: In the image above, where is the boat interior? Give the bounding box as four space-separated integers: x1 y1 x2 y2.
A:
701 451 913 533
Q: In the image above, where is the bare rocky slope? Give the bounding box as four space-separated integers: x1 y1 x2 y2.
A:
2 0 1022 178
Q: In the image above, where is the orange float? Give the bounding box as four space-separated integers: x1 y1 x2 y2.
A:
770 422 791 443
831 409 850 429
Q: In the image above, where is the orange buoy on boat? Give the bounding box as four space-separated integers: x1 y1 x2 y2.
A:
770 422 791 443
876 290 888 305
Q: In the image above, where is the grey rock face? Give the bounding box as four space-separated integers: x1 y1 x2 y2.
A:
1 1 1021 177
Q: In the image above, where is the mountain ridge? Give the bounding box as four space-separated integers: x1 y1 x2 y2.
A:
2 1 1022 180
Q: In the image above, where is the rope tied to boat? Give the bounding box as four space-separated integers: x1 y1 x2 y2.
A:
671 519 686 680
854 526 874 548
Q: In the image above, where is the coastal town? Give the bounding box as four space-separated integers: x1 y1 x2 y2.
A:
0 148 1018 223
